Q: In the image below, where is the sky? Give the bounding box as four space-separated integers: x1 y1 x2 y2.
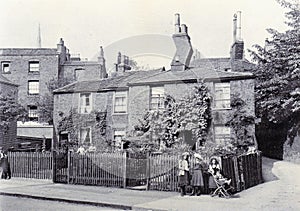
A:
0 0 288 70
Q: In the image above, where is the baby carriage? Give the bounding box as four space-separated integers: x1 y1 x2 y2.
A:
208 156 233 198
210 174 233 198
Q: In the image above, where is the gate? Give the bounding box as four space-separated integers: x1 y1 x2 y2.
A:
125 152 148 187
53 150 68 183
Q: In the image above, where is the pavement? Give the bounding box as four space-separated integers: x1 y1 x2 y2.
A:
0 157 300 211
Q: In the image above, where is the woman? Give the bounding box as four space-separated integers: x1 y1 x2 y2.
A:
208 157 221 193
191 153 204 196
178 152 190 196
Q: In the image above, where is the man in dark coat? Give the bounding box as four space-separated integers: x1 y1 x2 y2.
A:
0 149 11 179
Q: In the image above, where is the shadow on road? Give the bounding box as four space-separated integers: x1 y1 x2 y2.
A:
262 156 279 182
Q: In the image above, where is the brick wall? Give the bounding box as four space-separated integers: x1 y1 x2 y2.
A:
0 50 59 113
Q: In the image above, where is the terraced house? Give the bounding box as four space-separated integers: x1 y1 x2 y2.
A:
53 13 256 150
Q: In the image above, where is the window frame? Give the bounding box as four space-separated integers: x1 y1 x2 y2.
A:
214 125 231 144
214 82 231 109
113 91 128 114
79 93 92 114
1 61 11 74
150 86 165 110
28 61 40 72
113 130 126 149
28 80 40 95
28 105 38 122
79 127 92 144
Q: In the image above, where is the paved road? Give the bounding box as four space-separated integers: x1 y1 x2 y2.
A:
0 195 118 211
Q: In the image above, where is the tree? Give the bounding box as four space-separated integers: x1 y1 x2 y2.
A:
248 0 300 145
129 82 211 153
38 77 73 124
0 93 27 132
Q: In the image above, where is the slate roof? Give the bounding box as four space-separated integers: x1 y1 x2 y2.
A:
54 58 255 94
53 69 162 93
0 74 18 86
190 57 255 71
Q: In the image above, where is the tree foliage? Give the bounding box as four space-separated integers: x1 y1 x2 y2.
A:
0 93 27 132
129 82 211 153
248 0 300 145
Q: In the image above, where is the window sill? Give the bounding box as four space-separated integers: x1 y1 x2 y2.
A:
2 72 11 74
112 112 128 115
212 107 232 111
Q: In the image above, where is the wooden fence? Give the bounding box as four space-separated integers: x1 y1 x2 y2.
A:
6 151 263 194
8 152 52 179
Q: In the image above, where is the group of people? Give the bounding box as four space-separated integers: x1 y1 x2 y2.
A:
178 152 231 196
0 147 11 180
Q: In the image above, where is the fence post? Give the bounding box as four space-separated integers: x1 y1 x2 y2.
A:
146 152 150 191
123 151 127 189
52 150 56 183
67 150 71 184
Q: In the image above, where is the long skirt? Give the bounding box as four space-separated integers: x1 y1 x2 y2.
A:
209 176 217 188
178 171 190 187
191 169 204 187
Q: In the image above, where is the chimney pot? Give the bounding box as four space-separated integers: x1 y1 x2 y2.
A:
236 11 242 41
175 13 181 33
181 24 188 34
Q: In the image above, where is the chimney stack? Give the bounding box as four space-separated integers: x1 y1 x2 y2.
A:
230 12 244 61
98 46 107 78
170 14 193 71
114 52 131 75
57 38 67 64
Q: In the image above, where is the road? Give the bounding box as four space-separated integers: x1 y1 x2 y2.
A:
0 195 118 211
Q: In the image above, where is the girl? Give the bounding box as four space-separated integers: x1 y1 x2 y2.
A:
178 152 190 196
191 153 204 196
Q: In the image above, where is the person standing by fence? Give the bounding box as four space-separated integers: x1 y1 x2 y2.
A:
191 153 204 196
0 149 11 180
178 152 190 196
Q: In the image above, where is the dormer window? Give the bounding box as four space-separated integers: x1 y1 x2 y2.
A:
29 61 39 72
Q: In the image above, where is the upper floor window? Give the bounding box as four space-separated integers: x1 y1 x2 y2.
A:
150 86 164 110
28 80 39 95
214 125 231 144
29 61 39 72
1 61 10 74
79 93 92 114
214 82 230 109
80 127 92 144
28 105 38 121
114 91 127 113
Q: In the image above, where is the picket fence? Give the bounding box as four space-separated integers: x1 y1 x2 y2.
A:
6 151 263 193
7 152 52 179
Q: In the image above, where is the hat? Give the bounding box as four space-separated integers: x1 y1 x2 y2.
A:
194 153 202 160
182 152 189 156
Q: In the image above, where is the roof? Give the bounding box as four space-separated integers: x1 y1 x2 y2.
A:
54 58 255 94
0 48 58 56
0 74 18 86
190 57 255 71
128 67 254 86
53 69 162 93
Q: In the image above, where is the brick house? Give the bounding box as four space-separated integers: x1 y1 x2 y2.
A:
0 74 18 150
53 13 256 150
0 39 106 123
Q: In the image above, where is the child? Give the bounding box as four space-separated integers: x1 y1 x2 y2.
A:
190 153 204 196
178 152 190 196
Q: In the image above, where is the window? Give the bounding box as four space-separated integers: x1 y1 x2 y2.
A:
29 61 39 72
80 127 92 144
28 105 38 121
150 86 164 110
1 62 10 73
79 93 92 113
114 130 126 149
28 80 39 95
214 125 231 144
214 82 230 109
114 91 127 113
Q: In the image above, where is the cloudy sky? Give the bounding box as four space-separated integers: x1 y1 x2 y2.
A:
0 0 288 70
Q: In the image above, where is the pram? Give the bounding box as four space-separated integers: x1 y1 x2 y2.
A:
210 173 233 198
